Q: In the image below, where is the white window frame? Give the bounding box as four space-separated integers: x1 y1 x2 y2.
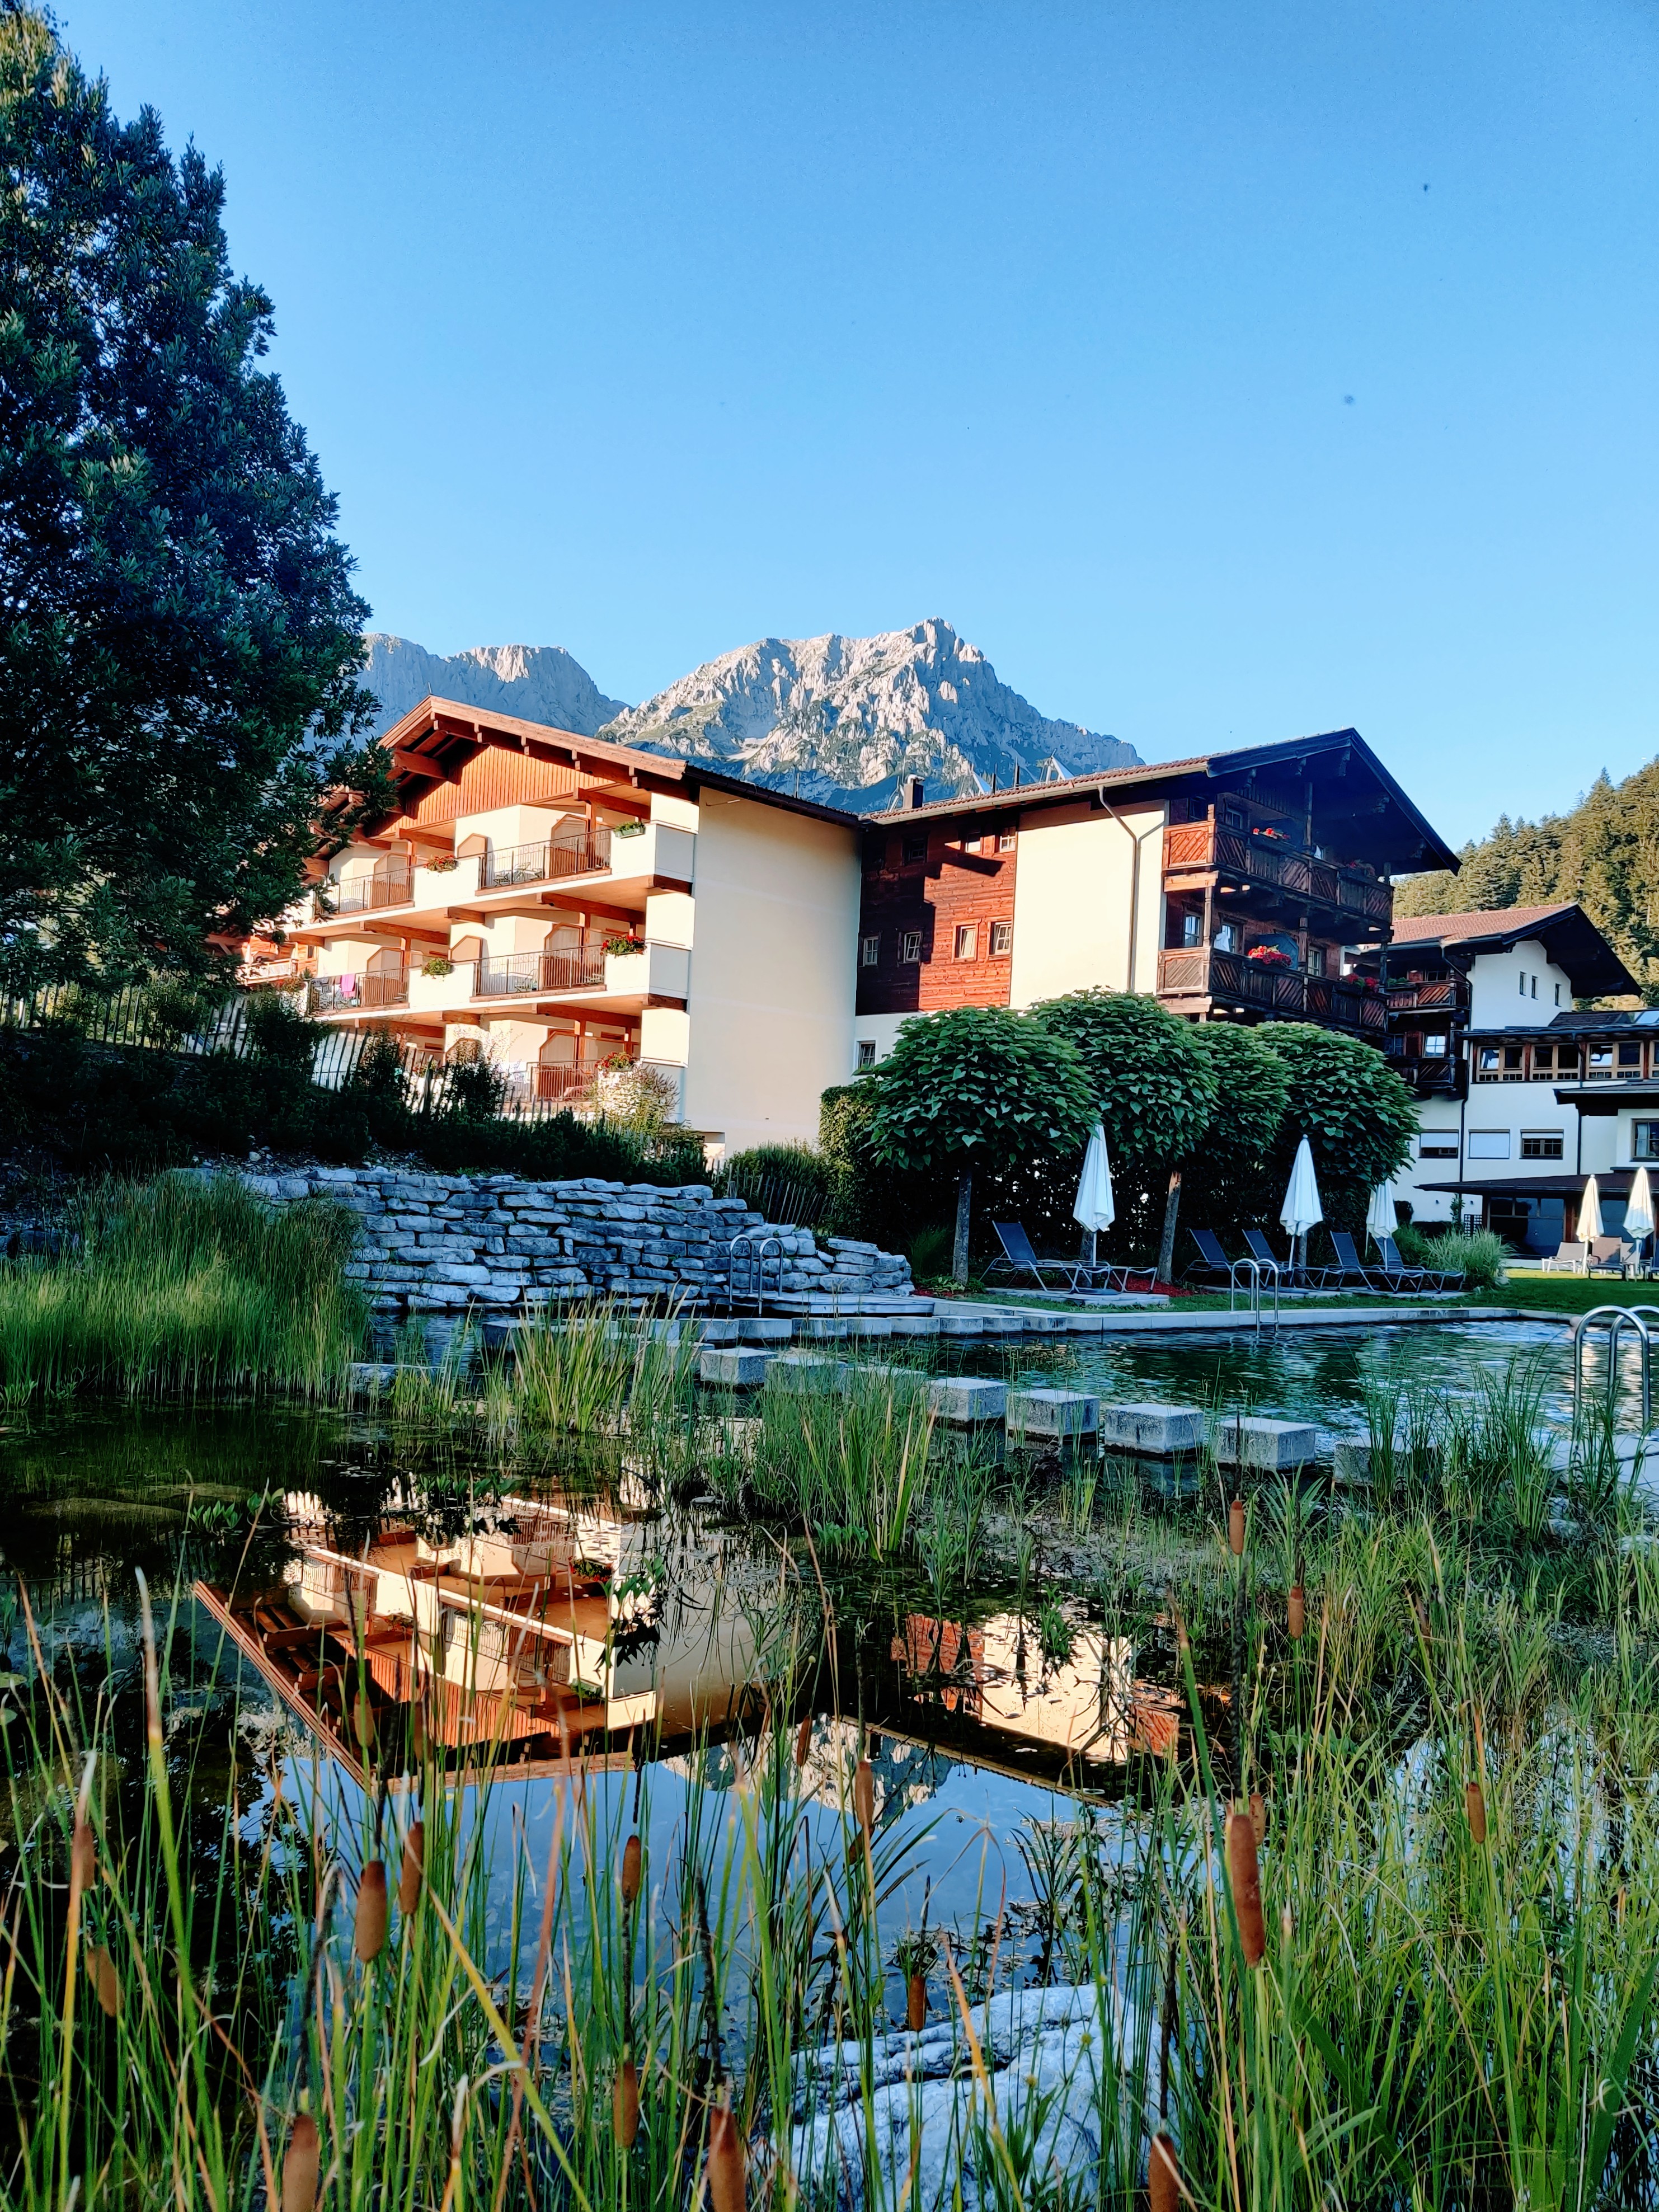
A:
900 930 922 964
1467 1129 1512 1159
859 933 880 968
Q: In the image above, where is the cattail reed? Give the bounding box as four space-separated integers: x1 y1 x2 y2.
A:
355 1859 389 1961
71 1813 96 1897
1228 1497 1246 1556
1287 1582 1305 1639
1150 2131 1182 2212
707 2096 746 2212
283 2115 319 2212
398 1820 424 1914
87 1942 120 2017
795 1715 813 1767
906 1971 927 2031
613 2057 641 2149
1465 1779 1487 1843
1249 1790 1266 1847
853 1757 875 1839
622 1831 642 1906
1226 1804 1266 1966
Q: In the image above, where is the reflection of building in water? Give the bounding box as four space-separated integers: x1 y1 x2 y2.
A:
892 1613 1179 1768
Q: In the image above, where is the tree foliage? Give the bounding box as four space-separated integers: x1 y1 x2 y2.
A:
1030 989 1216 1164
0 10 384 993
1179 1023 1292 1243
863 1006 1097 1179
1259 1023 1417 1237
1394 764 1659 1004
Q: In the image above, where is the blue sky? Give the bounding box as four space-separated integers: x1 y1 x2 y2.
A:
63 0 1659 844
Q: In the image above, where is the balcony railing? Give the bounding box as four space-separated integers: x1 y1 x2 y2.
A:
310 968 408 1013
481 831 611 890
332 869 413 915
1385 980 1465 1014
474 949 608 998
1157 947 1385 1033
1161 822 1392 928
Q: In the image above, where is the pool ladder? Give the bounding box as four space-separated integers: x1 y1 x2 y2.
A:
1228 1256 1281 1333
1571 1303 1659 1433
729 1232 784 1315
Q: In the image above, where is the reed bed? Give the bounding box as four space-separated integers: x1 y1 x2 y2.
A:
0 1177 367 1403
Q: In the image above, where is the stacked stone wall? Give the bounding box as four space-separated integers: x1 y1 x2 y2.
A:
237 1166 911 1314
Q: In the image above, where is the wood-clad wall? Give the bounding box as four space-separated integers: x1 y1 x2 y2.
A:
394 748 583 833
856 818 1019 1016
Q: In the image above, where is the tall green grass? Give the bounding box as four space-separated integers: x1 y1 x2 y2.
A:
0 1176 367 1403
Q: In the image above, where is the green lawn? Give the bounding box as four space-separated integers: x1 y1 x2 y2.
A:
944 1272 1650 1320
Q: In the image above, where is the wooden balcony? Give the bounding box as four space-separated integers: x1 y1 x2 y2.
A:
1157 946 1385 1034
1385 979 1467 1015
1162 821 1392 929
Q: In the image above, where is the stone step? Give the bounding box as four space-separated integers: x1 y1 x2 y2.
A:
1098 1402 1205 1454
1214 1415 1320 1471
1008 1389 1099 1441
699 1347 778 1388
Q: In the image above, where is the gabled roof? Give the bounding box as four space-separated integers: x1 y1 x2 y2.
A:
865 728 1458 873
372 696 863 831
1392 901 1637 998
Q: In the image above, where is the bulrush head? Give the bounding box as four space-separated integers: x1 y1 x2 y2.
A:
71 1814 96 1898
621 1833 643 1908
707 2096 746 2212
906 1971 927 2032
87 1942 120 2017
355 1860 389 1962
1149 2132 1182 2212
1226 1804 1267 1966
795 1716 813 1768
398 1821 425 1915
613 2058 641 2149
1228 1497 1246 1557
853 1758 875 1840
283 2115 319 2212
1249 1790 1267 1848
1287 1583 1305 1640
1465 1780 1488 1844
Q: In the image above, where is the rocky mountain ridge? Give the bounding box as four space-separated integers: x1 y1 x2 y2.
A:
361 619 1136 809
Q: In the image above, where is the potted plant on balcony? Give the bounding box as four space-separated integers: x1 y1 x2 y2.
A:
604 934 642 957
421 955 454 978
611 819 647 839
425 854 459 873
1246 942 1295 969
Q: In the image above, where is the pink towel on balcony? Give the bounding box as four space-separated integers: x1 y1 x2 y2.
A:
339 973 358 997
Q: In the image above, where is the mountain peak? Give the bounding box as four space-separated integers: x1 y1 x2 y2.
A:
360 621 1137 810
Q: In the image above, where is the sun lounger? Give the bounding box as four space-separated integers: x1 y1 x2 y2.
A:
986 1219 1156 1295
1540 1240 1587 1275
1374 1233 1463 1294
1305 1229 1384 1292
1241 1230 1288 1283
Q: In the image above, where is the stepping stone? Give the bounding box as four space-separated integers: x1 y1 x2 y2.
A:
927 1377 1008 1424
889 1315 940 1336
800 1319 849 1341
1099 1402 1206 1454
1332 1434 1442 1486
699 1347 776 1387
1009 1389 1099 1441
1215 1415 1319 1471
767 1352 847 1392
935 1314 984 1336
695 1319 741 1347
846 1316 894 1337
737 1318 793 1344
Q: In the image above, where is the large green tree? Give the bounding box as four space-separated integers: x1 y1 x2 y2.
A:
1178 1022 1291 1253
1258 1023 1417 1241
1030 989 1217 1275
0 8 382 992
863 1006 1097 1281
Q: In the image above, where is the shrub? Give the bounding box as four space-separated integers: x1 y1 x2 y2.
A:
1179 1025 1291 1249
717 1142 839 1228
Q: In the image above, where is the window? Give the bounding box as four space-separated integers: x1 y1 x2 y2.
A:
1478 1047 1501 1076
962 836 980 853
1619 1041 1642 1070
998 830 1017 852
1420 1134 1460 1159
1557 1046 1580 1071
859 933 880 968
1181 910 1201 948
1214 921 1239 954
953 923 978 960
1635 1122 1659 1162
1468 1130 1512 1159
900 930 922 963
1306 946 1326 978
1588 1046 1614 1081
1533 1045 1554 1070
990 919 1013 956
1531 976 1538 999
903 834 925 865
1502 1046 1524 1079
1519 972 1526 996
1555 983 1562 1006
1521 1131 1564 1159
856 1040 877 1070
1423 1032 1448 1056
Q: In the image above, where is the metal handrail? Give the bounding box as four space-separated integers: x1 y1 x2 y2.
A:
1571 1303 1659 1433
1227 1256 1280 1332
730 1232 784 1315
474 950 607 997
481 832 611 890
332 870 413 914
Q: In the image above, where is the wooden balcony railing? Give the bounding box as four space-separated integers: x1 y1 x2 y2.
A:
332 869 413 914
1157 947 1385 1033
481 831 611 890
1161 821 1392 927
1385 979 1465 1014
309 968 408 1013
475 949 608 998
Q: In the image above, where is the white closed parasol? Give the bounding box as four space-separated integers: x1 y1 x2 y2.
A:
1580 1175 1605 1242
1072 1123 1116 1236
1366 1178 1398 1248
1280 1136 1324 1283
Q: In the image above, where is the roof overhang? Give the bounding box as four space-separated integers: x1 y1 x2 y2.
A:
1417 1172 1639 1199
1404 905 1638 998
1553 1084 1659 1116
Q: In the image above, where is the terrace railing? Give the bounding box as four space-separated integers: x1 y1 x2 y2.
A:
474 948 608 998
1157 947 1384 1033
309 968 408 1013
481 830 611 890
1161 820 1392 927
332 869 413 914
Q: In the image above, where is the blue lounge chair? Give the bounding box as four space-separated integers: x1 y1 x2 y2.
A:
988 1220 1157 1295
1306 1230 1385 1293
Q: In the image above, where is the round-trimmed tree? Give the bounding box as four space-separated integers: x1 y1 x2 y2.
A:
1030 989 1218 1274
1178 1023 1292 1253
1257 1023 1417 1239
864 1007 1097 1281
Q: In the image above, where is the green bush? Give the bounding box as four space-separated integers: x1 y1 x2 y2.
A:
1258 1023 1418 1239
1178 1025 1291 1251
717 1142 839 1228
1396 1223 1508 1289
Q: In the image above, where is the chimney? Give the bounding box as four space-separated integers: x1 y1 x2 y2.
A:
906 777 925 811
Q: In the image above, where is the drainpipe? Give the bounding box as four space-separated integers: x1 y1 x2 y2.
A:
1102 788 1183 1278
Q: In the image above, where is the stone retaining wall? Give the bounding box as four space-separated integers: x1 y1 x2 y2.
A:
238 1165 912 1314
